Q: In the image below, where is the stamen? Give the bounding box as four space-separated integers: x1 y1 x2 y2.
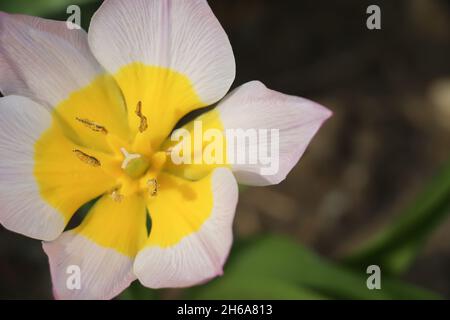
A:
111 190 124 202
147 178 159 197
135 101 148 133
75 117 108 134
73 149 101 167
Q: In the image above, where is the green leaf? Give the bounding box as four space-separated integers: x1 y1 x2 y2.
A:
344 159 450 275
191 277 327 300
186 235 440 300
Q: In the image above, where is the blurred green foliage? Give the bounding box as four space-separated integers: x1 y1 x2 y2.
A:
1 0 449 300
0 0 92 16
0 0 100 29
185 235 439 300
344 159 450 275
119 233 441 300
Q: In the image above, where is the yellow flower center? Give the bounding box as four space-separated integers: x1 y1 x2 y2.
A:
33 65 205 223
70 104 171 202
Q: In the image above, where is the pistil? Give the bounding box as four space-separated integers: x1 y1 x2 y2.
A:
120 148 150 179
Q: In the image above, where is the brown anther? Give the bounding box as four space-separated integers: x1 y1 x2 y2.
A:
76 117 108 134
73 149 101 167
135 101 148 133
147 178 159 197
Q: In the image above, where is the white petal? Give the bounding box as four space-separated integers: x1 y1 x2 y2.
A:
218 81 332 186
88 0 235 105
134 168 238 289
43 231 135 300
0 12 103 107
0 96 65 241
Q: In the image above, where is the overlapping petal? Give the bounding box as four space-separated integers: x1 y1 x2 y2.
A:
0 12 132 153
88 0 235 148
217 81 332 185
0 12 103 108
165 81 332 185
0 96 65 240
134 168 238 288
0 95 120 241
43 194 147 300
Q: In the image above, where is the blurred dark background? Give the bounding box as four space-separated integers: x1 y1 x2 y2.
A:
1 0 450 299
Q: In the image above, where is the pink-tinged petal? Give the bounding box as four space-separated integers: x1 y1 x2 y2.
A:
134 168 238 288
8 14 91 50
0 96 65 241
88 0 235 106
218 81 332 186
0 12 103 107
43 194 148 300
